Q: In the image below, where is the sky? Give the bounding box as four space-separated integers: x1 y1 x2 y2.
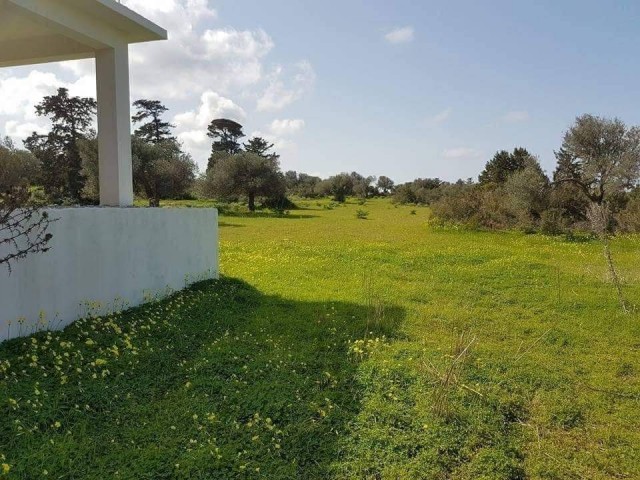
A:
2 0 640 183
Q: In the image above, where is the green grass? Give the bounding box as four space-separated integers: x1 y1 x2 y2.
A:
2 198 640 479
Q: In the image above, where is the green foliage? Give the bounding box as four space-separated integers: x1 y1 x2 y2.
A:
201 152 286 211
207 118 244 171
77 136 100 203
479 148 531 186
617 188 640 232
132 99 175 144
0 137 41 191
377 175 395 195
558 114 640 205
284 171 322 198
131 138 197 207
355 209 369 219
79 137 197 206
243 137 279 162
25 88 96 203
316 173 354 202
393 177 443 204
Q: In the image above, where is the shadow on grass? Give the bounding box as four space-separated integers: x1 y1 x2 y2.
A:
0 277 404 480
218 221 246 228
220 211 319 220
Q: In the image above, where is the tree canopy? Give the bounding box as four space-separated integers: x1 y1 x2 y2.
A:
244 137 279 161
203 152 285 211
479 148 531 186
25 87 96 202
557 114 640 205
207 118 245 171
132 99 175 144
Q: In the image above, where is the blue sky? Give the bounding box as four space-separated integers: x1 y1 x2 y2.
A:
2 0 640 183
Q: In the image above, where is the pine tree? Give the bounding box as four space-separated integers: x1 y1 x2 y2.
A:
132 100 175 144
25 88 96 202
206 119 244 171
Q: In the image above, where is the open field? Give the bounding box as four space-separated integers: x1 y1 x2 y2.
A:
2 198 640 479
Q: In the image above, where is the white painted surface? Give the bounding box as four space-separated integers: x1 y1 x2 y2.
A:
0 0 167 68
96 45 134 207
0 208 218 342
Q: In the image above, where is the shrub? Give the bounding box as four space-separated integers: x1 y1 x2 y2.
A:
356 209 369 220
540 208 566 235
617 191 640 233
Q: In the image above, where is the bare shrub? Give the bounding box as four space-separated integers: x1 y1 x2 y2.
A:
1 187 53 273
426 331 477 417
587 203 629 313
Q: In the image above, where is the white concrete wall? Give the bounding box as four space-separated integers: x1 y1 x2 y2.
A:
0 207 218 342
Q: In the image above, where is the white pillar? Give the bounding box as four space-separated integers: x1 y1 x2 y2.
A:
95 45 133 207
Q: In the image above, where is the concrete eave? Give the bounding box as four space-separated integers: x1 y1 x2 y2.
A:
64 0 168 43
0 0 167 68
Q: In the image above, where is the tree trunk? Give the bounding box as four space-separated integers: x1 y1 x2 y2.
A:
248 192 256 212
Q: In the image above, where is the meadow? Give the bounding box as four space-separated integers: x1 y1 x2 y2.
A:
1 198 640 479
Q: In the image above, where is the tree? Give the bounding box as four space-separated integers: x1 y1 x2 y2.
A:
392 178 442 205
377 176 395 195
503 157 550 226
479 148 531 186
132 138 197 207
557 114 640 312
78 135 100 203
0 137 41 191
132 100 175 144
244 137 279 162
25 88 96 202
557 115 640 206
207 118 244 171
316 173 354 202
549 147 589 225
351 172 376 199
203 152 286 211
284 171 321 198
78 136 197 207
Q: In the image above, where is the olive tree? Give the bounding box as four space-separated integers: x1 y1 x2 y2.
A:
202 152 286 211
0 137 41 191
557 114 640 312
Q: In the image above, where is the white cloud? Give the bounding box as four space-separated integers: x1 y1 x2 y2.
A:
442 147 481 160
0 0 314 170
0 69 96 140
257 61 316 112
250 130 296 154
426 108 452 126
269 119 305 136
384 26 414 44
174 91 246 129
56 2 272 101
121 0 217 32
173 91 246 164
4 120 47 138
502 111 530 123
128 26 274 100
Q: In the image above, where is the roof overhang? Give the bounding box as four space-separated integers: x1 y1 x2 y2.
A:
0 0 167 67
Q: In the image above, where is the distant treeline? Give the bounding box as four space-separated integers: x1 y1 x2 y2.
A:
2 87 640 235
286 116 640 235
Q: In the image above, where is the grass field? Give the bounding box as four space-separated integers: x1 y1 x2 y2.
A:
2 198 640 479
